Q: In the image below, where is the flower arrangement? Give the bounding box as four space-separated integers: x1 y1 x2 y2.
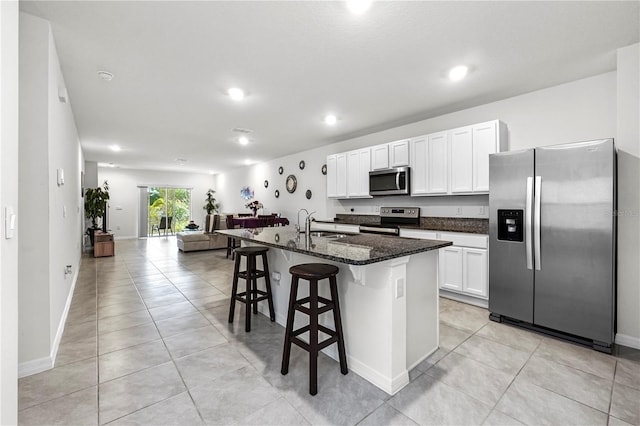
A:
245 200 264 216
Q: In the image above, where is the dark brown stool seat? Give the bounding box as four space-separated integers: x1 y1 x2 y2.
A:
281 263 348 395
228 246 275 332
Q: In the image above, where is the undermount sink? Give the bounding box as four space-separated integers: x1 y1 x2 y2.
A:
309 231 347 239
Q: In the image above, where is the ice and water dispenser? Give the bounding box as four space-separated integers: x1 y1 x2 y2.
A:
497 210 524 242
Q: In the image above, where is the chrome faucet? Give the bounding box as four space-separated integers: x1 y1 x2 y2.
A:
305 211 317 235
296 209 309 234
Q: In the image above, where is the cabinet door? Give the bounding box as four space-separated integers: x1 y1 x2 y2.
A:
472 122 497 192
347 149 370 197
336 153 347 198
427 132 448 194
326 155 337 198
463 248 488 298
371 144 389 170
450 126 473 193
389 140 410 167
410 136 428 195
438 246 463 292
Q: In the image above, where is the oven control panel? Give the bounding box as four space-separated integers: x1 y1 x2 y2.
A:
380 207 420 219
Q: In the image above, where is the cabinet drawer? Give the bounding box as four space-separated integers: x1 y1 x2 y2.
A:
438 232 488 249
399 229 438 240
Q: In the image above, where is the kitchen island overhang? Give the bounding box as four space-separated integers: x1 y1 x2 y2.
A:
216 227 451 394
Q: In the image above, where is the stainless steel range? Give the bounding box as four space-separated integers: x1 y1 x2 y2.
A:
359 207 420 236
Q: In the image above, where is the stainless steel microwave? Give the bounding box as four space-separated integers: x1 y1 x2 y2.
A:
369 167 410 196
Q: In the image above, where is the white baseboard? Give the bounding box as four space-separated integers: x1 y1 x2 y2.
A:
18 264 79 378
615 333 640 349
439 289 488 309
18 356 53 378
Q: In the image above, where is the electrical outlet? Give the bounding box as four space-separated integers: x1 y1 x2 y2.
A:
456 207 462 215
271 271 281 283
373 206 380 213
395 278 405 298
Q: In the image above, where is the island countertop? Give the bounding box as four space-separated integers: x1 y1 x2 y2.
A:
216 227 451 265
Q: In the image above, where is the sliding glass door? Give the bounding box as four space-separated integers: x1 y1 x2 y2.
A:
146 187 192 236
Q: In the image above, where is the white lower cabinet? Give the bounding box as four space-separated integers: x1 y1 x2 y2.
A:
402 229 488 300
439 246 463 292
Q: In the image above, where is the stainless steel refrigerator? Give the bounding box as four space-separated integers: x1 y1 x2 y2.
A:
488 139 616 352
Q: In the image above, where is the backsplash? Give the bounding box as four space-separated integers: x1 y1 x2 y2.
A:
335 214 489 234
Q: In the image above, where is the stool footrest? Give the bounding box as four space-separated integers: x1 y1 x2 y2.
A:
291 335 339 353
234 289 270 304
238 270 267 280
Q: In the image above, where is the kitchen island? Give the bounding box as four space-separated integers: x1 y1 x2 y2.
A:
215 227 451 394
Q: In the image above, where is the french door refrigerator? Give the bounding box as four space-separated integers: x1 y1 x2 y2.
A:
488 139 616 352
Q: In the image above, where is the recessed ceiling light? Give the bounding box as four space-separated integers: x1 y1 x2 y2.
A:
209 171 215 175
228 87 245 101
324 114 338 125
108 163 115 168
110 145 121 152
346 0 371 14
238 136 249 146
244 159 252 165
97 70 114 81
448 65 469 82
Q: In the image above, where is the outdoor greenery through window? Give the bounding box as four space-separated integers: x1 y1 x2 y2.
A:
148 187 191 235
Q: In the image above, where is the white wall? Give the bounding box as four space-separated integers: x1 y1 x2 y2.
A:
0 1 19 423
214 72 616 221
18 12 52 368
615 43 640 348
97 168 214 239
18 12 84 375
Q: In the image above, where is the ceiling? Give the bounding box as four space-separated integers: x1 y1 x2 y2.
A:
19 1 639 174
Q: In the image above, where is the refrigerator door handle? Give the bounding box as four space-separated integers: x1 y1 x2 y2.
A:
526 177 533 270
534 175 542 270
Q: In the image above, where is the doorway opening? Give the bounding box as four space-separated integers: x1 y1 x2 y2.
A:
142 187 192 237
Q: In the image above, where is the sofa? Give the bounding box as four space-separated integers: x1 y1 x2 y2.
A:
176 214 228 252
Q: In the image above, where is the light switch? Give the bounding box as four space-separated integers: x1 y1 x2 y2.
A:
5 206 16 239
395 278 405 298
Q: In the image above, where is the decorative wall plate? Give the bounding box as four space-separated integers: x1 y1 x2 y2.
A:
274 189 280 198
299 160 305 170
321 164 327 175
286 174 297 193
264 180 269 188
305 190 312 200
278 166 284 175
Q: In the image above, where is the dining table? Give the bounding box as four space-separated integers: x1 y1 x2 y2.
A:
231 216 290 228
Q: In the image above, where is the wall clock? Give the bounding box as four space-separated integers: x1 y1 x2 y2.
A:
278 166 284 175
264 180 269 188
299 160 305 170
274 189 280 198
306 190 312 200
286 174 297 193
321 164 327 175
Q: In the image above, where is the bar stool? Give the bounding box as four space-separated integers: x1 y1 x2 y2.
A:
228 246 275 332
281 263 348 395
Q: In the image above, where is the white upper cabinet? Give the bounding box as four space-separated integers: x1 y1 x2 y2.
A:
450 126 474 193
427 132 448 193
326 153 347 198
327 149 370 199
389 139 410 167
327 120 506 199
411 132 448 195
371 139 409 170
472 121 497 192
347 148 371 198
371 144 389 170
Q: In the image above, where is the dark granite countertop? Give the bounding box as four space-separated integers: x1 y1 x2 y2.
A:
333 214 489 234
215 227 451 266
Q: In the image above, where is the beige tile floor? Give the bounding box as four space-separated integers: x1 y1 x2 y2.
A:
18 237 640 425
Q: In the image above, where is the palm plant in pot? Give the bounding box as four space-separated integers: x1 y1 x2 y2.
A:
85 180 110 245
203 189 220 233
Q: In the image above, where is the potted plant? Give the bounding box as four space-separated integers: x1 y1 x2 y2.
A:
203 189 220 233
85 180 110 245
